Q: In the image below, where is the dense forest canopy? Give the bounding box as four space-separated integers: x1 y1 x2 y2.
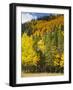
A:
21 14 64 74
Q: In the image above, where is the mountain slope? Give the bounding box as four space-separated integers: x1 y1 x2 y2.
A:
22 15 64 36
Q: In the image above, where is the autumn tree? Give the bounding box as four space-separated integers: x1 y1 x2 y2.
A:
21 33 40 72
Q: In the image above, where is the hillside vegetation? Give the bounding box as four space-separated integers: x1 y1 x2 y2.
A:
22 15 64 36
21 15 64 75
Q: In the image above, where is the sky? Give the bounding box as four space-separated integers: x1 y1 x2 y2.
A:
21 12 50 24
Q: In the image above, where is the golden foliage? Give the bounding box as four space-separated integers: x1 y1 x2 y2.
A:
21 33 39 65
54 53 64 67
21 15 64 73
32 15 64 36
37 39 46 53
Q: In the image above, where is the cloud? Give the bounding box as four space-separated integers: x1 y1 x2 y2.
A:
22 13 37 24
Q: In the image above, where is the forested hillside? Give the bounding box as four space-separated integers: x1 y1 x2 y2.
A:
22 15 64 36
21 14 64 76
